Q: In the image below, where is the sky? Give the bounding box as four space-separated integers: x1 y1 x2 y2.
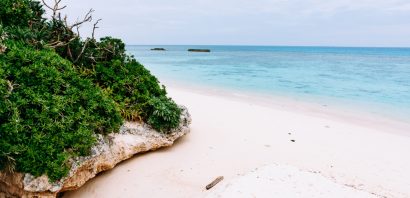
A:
44 0 410 47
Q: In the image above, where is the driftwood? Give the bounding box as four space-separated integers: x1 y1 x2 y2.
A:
206 176 224 190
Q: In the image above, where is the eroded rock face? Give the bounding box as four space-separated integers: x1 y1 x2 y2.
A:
0 106 191 198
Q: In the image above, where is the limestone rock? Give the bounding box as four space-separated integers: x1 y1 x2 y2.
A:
0 106 191 198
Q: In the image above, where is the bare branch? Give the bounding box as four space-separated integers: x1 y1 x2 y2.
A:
53 0 67 11
40 0 105 64
63 15 68 27
67 45 74 61
41 0 54 10
76 25 81 37
47 37 77 48
89 55 97 64
70 9 94 30
74 39 90 63
41 0 67 19
92 19 102 39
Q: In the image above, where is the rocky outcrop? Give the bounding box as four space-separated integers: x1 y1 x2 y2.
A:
0 106 191 198
188 49 211 52
150 48 166 51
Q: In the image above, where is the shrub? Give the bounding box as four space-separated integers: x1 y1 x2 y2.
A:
0 0 44 28
0 41 123 181
76 37 181 132
147 97 181 132
0 0 182 181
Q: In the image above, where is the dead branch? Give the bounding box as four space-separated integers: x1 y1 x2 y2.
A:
47 37 76 48
41 0 67 19
74 39 90 63
39 0 104 63
70 9 94 30
63 15 69 27
206 176 224 190
67 45 74 61
92 19 102 39
6 80 19 96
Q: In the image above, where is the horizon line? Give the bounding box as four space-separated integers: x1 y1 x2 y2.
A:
126 44 410 49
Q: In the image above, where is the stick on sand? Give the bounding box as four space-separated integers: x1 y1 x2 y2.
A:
206 176 224 190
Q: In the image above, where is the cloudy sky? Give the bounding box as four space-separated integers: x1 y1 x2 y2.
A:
46 0 410 47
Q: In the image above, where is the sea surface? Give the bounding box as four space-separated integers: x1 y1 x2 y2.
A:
127 45 410 120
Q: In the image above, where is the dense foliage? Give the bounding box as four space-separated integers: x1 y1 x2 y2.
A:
0 41 123 180
78 37 181 132
0 0 44 28
0 0 181 180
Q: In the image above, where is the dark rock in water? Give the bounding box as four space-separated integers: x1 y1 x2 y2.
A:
188 49 211 52
151 48 166 51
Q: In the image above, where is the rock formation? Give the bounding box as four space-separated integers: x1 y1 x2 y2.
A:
150 48 166 51
0 107 191 198
188 49 211 52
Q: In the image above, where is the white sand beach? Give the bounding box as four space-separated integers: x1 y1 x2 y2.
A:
64 85 410 198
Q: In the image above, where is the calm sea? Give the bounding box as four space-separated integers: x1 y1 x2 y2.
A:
127 45 410 120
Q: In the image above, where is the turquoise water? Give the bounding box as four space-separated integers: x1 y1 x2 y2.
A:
127 45 410 118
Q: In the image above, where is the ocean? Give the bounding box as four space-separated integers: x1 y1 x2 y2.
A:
127 45 410 120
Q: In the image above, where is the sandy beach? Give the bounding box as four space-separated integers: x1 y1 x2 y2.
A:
64 85 410 198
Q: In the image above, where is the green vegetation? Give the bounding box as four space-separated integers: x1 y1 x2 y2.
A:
0 41 123 180
70 36 181 132
0 0 181 181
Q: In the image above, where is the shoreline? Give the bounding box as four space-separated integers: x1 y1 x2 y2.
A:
161 79 410 136
65 84 410 198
